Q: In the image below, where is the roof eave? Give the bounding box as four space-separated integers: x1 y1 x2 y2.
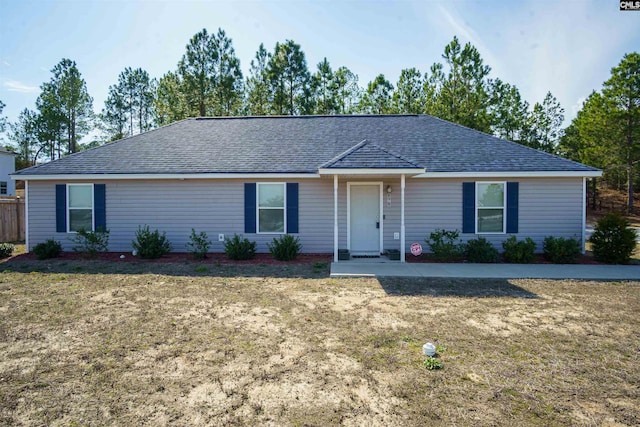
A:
414 170 602 178
318 168 426 175
11 172 323 181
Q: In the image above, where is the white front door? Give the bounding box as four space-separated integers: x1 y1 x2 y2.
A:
349 184 381 256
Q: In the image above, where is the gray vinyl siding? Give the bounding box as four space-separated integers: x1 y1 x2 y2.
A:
27 179 334 253
27 176 584 255
404 177 584 253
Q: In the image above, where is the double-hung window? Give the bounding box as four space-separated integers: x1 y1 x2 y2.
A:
257 183 286 233
0 181 6 195
476 182 506 233
67 184 94 232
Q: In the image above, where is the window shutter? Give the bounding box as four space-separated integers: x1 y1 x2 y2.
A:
462 182 475 233
244 183 256 233
506 182 519 233
94 184 106 231
56 184 66 233
286 183 299 233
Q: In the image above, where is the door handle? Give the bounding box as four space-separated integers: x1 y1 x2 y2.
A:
376 222 380 229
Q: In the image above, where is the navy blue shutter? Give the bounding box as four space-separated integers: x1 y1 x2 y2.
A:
506 182 519 233
94 184 106 231
462 182 475 233
244 183 257 233
286 183 299 233
56 184 67 233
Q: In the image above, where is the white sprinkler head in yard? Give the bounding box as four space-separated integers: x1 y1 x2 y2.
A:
120 255 125 259
423 342 436 357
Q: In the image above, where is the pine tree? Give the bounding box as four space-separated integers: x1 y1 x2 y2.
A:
267 40 312 115
358 74 393 114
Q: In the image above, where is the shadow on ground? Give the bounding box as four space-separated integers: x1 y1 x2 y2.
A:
377 276 539 298
0 257 331 279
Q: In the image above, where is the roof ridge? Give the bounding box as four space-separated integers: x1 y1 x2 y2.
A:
319 139 369 168
367 141 422 168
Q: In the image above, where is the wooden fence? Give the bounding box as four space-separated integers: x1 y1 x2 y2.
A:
0 198 25 242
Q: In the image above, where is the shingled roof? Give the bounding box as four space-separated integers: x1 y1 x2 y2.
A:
14 115 599 176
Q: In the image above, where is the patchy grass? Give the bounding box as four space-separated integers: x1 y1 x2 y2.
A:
0 259 639 426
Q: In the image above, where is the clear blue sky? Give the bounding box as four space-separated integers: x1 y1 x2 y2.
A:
1 0 638 139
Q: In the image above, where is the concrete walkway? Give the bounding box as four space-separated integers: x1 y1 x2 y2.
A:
330 261 640 280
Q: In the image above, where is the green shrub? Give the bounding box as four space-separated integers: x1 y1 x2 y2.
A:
543 236 581 264
132 225 171 259
33 239 62 260
589 213 637 264
186 229 211 260
0 243 14 258
224 234 256 260
426 229 465 260
71 228 110 258
423 356 443 370
502 236 536 263
465 237 499 263
268 234 302 261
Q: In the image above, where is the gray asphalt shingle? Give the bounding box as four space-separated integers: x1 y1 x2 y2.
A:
14 115 599 175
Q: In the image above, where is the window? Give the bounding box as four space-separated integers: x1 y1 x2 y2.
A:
0 181 6 195
257 183 285 233
67 184 93 232
476 182 505 233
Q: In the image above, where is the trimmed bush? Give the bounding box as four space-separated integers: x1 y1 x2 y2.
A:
502 236 536 264
33 239 62 260
543 236 581 264
71 228 110 258
132 225 171 259
589 213 637 264
0 243 15 258
224 234 256 260
426 229 465 260
465 237 499 263
268 234 302 261
186 229 212 260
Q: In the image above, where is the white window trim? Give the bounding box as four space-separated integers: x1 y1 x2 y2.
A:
67 183 94 233
475 181 506 234
256 182 287 234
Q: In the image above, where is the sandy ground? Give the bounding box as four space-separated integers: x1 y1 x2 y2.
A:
0 262 638 426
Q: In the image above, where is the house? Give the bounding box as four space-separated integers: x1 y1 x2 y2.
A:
12 115 601 262
0 148 16 197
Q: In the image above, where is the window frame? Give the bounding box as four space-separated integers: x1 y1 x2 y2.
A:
67 183 94 233
475 181 506 234
256 182 287 234
0 181 6 195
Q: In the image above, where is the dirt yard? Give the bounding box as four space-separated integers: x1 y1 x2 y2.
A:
0 259 638 426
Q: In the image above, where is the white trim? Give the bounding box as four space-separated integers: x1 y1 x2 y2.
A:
347 182 383 255
25 180 29 252
256 182 286 234
11 173 321 181
67 183 94 233
475 181 506 234
400 174 405 263
414 171 602 178
13 170 602 181
333 175 338 262
319 168 424 176
582 177 586 254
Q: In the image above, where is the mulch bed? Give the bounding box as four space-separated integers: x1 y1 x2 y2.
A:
5 252 334 265
405 253 603 265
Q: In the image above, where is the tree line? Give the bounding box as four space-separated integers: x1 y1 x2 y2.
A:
2 30 565 167
1 29 637 212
